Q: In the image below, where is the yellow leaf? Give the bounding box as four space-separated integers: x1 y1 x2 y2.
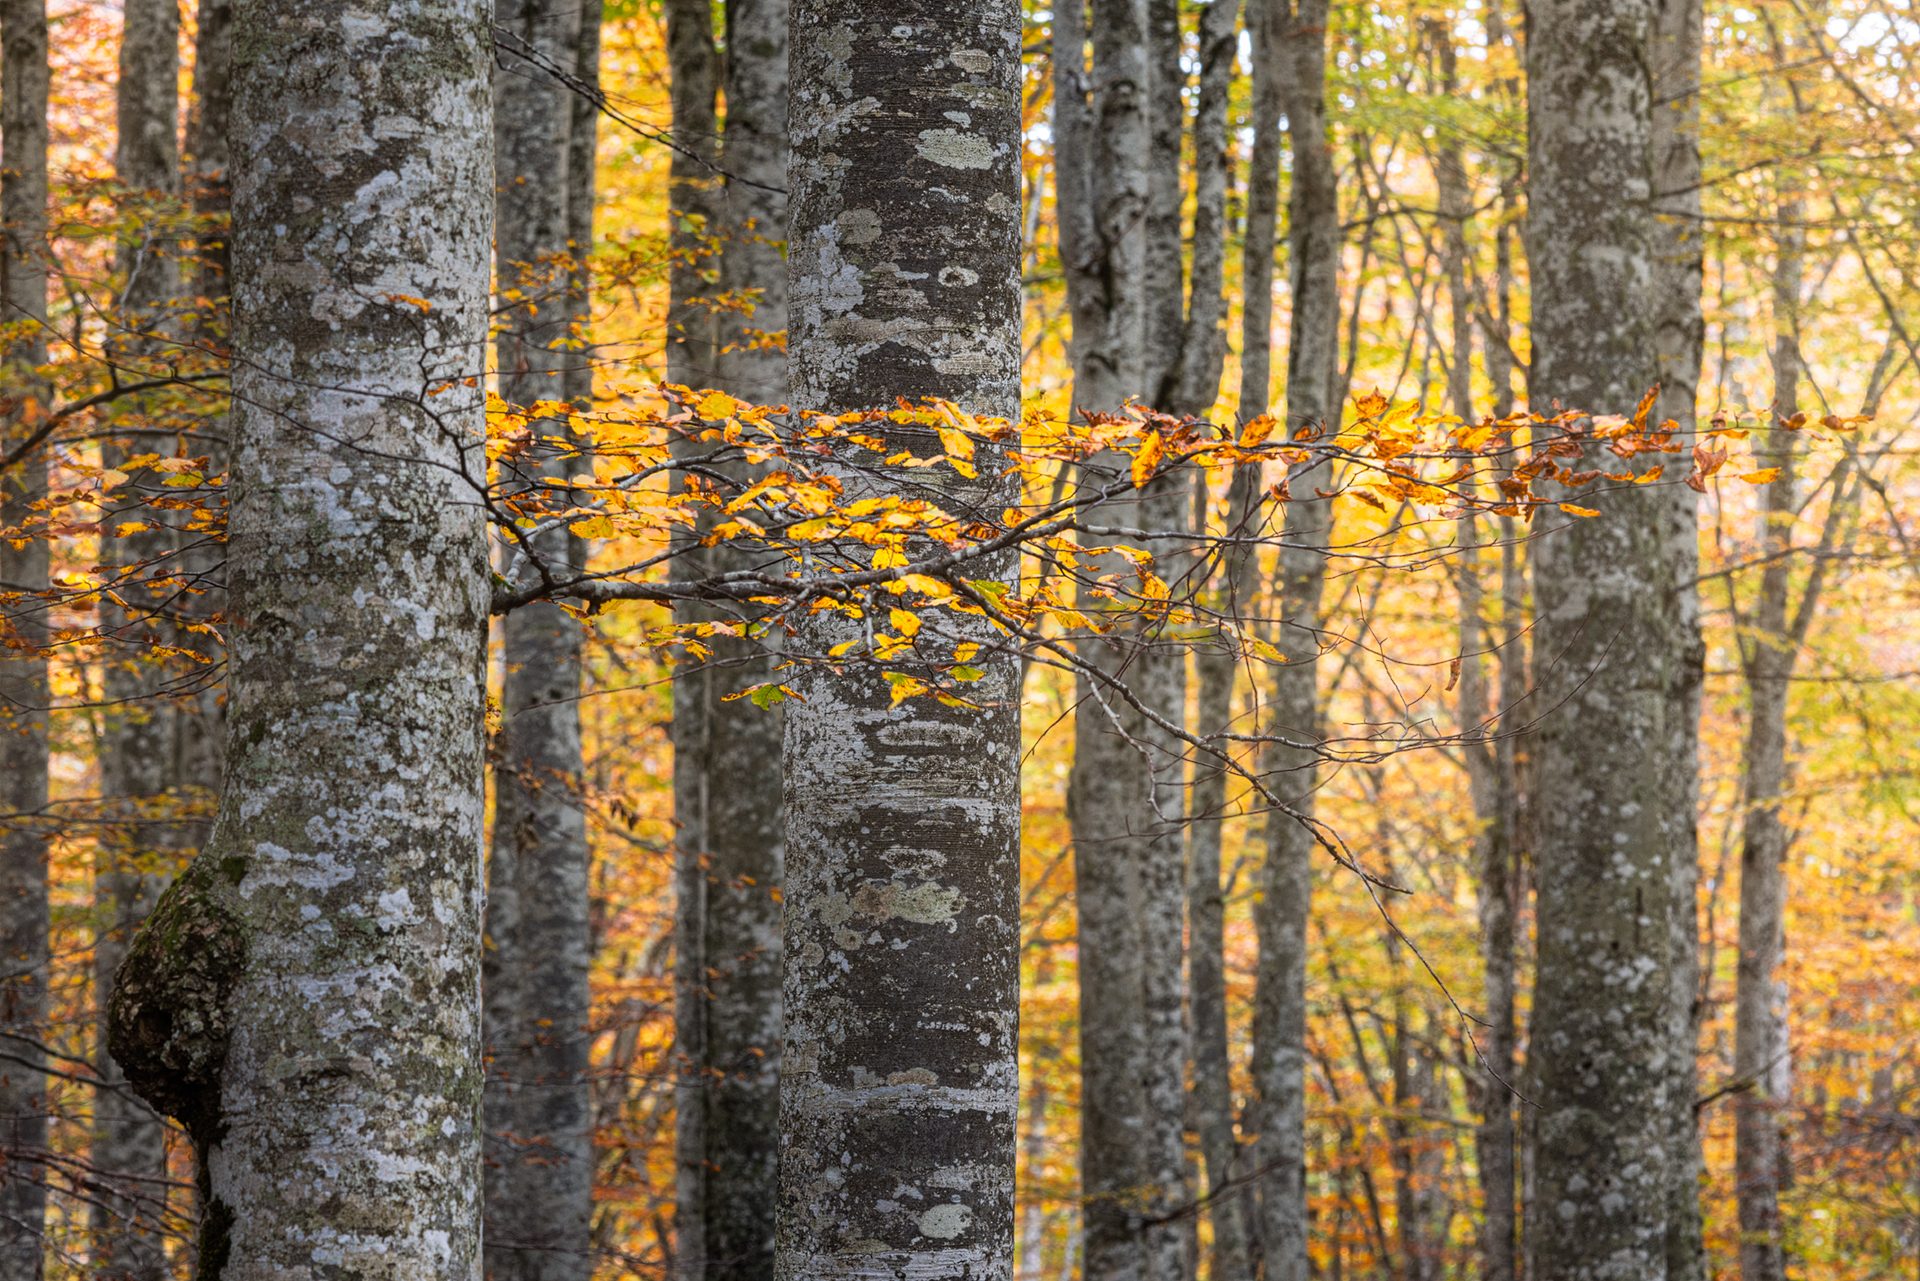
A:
570 515 617 539
1238 414 1278 448
112 521 150 537
872 546 908 569
1558 503 1600 517
890 608 921 637
1739 468 1781 484
98 469 130 491
694 390 743 420
1131 432 1164 488
937 425 974 461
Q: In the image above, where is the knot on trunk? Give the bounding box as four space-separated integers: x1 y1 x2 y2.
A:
106 852 248 1149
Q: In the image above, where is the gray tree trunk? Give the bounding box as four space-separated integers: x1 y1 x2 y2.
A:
1732 171 1804 1281
487 3 596 1276
778 7 1022 1281
1250 2 1339 1277
1237 0 1280 424
1056 2 1189 1278
93 1 185 1269
565 0 601 412
665 0 719 389
1525 0 1701 1269
185 0 233 306
1189 464 1256 1281
715 0 788 403
106 2 494 1275
0 0 49 1268
1167 0 1239 419
674 0 788 1276
1650 0 1709 1271
1055 0 1149 411
1179 32 1247 1269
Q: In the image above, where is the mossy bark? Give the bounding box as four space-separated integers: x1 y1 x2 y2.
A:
107 2 494 1276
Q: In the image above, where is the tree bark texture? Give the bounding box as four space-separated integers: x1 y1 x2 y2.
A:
665 0 720 388
106 3 494 1275
1167 0 1240 419
0 0 50 1268
779 6 1022 1281
1057 4 1191 1278
1236 0 1280 422
1650 0 1709 1271
563 0 601 412
1054 0 1149 412
673 4 788 1277
1189 465 1257 1281
1251 3 1338 1278
185 0 234 307
488 3 595 1276
1732 176 1804 1281
716 0 790 403
93 2 187 1268
1525 0 1702 1270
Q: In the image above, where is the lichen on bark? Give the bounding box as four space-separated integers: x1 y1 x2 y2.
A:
779 3 1023 1279
105 1 495 1276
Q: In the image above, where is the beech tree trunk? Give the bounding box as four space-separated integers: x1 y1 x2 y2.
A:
0 0 50 1268
1525 0 1701 1269
674 0 788 1276
1056 3 1191 1278
1651 0 1709 1272
778 7 1022 1281
93 1 185 1268
1189 464 1256 1281
1250 2 1339 1278
487 3 595 1276
1732 168 1804 1281
665 0 720 389
107 3 494 1274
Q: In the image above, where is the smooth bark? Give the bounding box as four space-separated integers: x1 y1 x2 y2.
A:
778 7 1022 1281
1237 0 1280 422
1251 3 1339 1278
107 3 494 1275
0 0 50 1268
715 0 789 403
1167 0 1240 418
488 3 595 1276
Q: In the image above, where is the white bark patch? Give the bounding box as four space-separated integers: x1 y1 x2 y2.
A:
914 129 993 169
851 879 965 925
917 1204 973 1239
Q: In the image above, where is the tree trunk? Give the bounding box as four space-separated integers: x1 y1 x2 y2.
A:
185 0 233 307
1167 0 1240 419
664 10 722 1277
488 3 595 1276
1056 0 1149 411
1141 0 1184 409
665 0 719 389
1732 173 1803 1281
673 3 788 1277
0 0 49 1268
1180 25 1247 1262
94 2 185 1269
565 0 601 412
1190 462 1257 1281
778 7 1022 1281
1650 0 1708 1271
1251 2 1338 1277
1237 0 1280 423
716 0 789 402
1525 0 1698 1269
107 3 494 1275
